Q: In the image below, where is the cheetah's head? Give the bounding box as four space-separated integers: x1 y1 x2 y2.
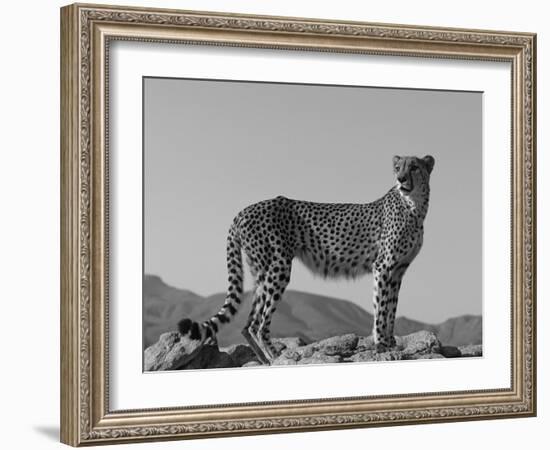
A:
393 155 435 196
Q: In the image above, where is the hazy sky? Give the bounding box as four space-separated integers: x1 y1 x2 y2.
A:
144 77 482 324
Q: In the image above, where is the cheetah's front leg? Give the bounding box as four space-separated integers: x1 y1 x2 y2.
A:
372 262 408 352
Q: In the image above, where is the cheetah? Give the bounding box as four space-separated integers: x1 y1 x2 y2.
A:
178 155 435 365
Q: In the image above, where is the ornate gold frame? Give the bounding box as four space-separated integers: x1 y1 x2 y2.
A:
60 3 536 446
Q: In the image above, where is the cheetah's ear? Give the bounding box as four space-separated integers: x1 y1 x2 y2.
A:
392 155 401 166
423 155 435 174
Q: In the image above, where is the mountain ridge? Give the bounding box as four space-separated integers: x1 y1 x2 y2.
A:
143 274 482 349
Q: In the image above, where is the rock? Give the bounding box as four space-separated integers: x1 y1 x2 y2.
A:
220 344 259 366
272 333 358 365
440 345 462 358
274 348 307 365
272 357 299 366
242 360 262 367
144 332 204 371
273 334 360 365
272 337 308 351
458 344 483 357
144 330 481 370
318 334 359 356
181 345 238 370
346 331 444 362
400 330 441 356
144 332 252 371
417 353 446 359
356 335 376 351
347 350 404 362
300 355 341 365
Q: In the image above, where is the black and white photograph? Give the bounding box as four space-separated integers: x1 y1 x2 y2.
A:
143 77 483 371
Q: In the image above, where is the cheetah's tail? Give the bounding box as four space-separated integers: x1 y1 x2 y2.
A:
177 224 244 345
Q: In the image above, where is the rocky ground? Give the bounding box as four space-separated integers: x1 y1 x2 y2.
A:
144 330 483 371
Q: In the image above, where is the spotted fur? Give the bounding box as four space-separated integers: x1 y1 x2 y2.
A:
178 155 435 364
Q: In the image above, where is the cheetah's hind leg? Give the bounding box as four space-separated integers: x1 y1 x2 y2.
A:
241 327 271 365
205 333 217 347
248 262 290 365
239 281 274 365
